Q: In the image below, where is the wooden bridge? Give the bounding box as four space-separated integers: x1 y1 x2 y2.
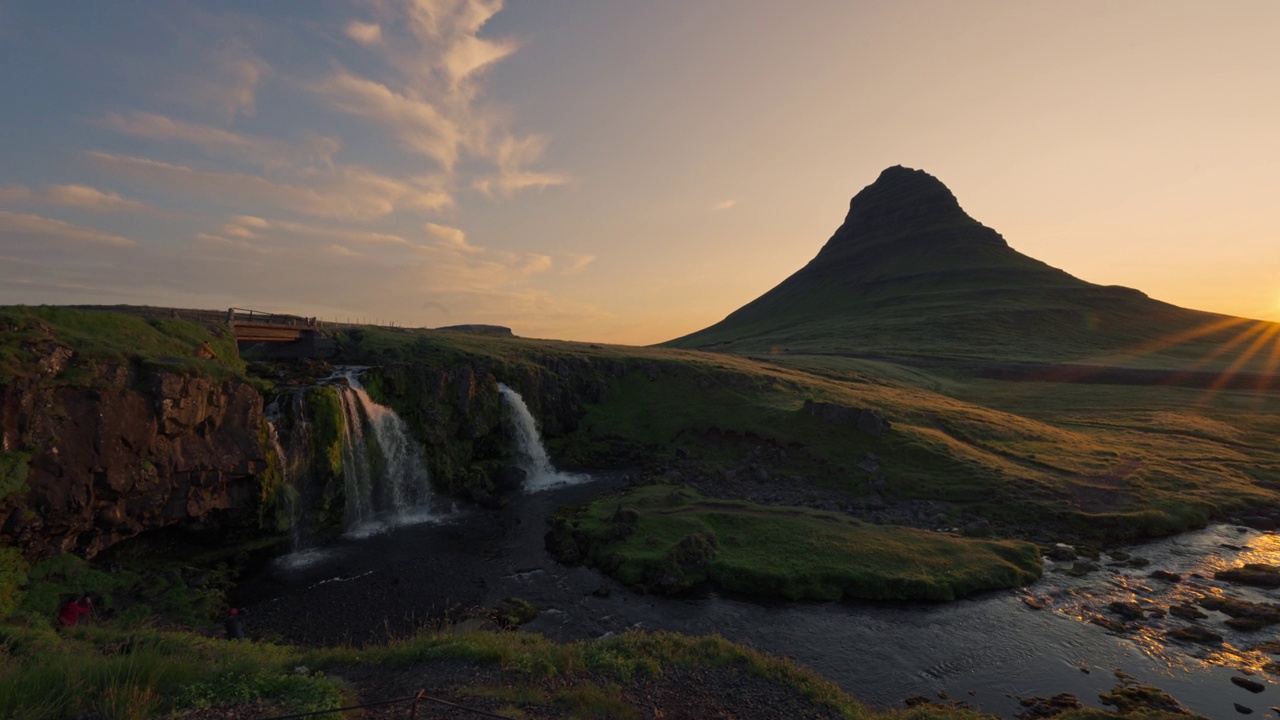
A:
227 308 334 358
227 308 321 343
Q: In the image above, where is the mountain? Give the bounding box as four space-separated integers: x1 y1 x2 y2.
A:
668 166 1271 372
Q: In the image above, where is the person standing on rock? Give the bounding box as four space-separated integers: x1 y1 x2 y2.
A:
224 607 248 640
57 595 93 628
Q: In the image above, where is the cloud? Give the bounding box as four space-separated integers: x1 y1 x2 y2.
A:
471 134 570 197
0 210 137 247
314 0 563 195
0 183 154 213
88 151 452 220
346 21 383 45
424 222 482 253
315 71 462 169
712 199 737 211
560 254 596 276
189 46 266 121
327 244 362 257
100 111 341 169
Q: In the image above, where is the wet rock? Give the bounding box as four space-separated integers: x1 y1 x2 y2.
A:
1166 626 1223 644
1201 595 1280 630
1088 614 1130 633
1235 702 1253 714
1044 544 1077 562
1018 693 1082 720
1022 595 1048 610
1169 603 1207 620
1099 684 1188 715
1232 676 1266 693
1109 550 1131 561
1150 569 1182 583
1107 601 1146 621
903 694 930 707
1058 560 1100 577
1237 514 1279 531
1217 564 1280 589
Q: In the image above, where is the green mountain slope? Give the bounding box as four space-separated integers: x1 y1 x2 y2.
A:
668 166 1277 374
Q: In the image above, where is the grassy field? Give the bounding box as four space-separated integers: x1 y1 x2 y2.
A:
557 484 1042 600
327 325 1280 545
0 305 246 384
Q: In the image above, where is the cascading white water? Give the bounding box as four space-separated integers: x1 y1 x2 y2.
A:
497 383 590 492
335 371 435 534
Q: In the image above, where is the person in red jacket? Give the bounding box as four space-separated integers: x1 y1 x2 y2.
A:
58 596 93 627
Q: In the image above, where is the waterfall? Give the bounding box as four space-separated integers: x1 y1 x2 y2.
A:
334 371 435 535
497 383 590 492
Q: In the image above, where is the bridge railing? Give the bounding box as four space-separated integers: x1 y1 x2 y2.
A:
227 308 319 329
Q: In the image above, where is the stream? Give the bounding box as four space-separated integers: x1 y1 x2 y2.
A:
239 476 1279 720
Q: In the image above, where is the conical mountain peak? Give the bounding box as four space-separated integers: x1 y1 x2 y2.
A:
843 166 963 229
667 165 1191 358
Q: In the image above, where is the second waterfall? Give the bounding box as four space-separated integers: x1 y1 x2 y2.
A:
335 372 436 534
498 383 590 492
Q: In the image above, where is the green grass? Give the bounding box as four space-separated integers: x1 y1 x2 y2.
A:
0 622 347 720
327 324 1280 545
0 305 246 384
559 485 1042 601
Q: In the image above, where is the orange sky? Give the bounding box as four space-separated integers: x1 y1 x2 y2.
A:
1 1 1277 344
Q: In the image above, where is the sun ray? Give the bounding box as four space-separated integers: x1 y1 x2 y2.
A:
1106 316 1253 364
1198 322 1280 403
1256 322 1280 392
1183 321 1270 373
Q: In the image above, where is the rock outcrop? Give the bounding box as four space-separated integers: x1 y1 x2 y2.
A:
0 365 268 559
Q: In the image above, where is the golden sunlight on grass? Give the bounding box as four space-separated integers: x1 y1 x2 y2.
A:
1204 322 1280 395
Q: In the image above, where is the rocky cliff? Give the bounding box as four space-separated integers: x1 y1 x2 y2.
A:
1 346 270 560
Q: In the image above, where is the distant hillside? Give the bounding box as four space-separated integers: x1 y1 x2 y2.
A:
668 166 1275 373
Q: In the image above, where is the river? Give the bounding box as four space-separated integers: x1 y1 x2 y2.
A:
239 475 1278 720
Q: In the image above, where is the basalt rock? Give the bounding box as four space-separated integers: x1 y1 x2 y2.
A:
0 366 268 560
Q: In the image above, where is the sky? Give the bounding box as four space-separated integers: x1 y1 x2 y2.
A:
1 1 1278 345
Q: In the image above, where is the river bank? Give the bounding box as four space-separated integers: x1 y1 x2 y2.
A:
234 476 1276 719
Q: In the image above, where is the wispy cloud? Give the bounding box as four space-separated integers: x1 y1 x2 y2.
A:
560 253 596 276
101 111 341 169
712 199 737 211
0 183 154 213
424 222 482 253
0 210 137 247
316 71 463 169
346 20 383 45
321 0 565 194
88 151 452 220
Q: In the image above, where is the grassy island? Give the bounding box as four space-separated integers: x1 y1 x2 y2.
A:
553 485 1042 601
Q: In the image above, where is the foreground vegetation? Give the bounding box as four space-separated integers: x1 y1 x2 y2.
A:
0 617 1206 720
552 485 1042 600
